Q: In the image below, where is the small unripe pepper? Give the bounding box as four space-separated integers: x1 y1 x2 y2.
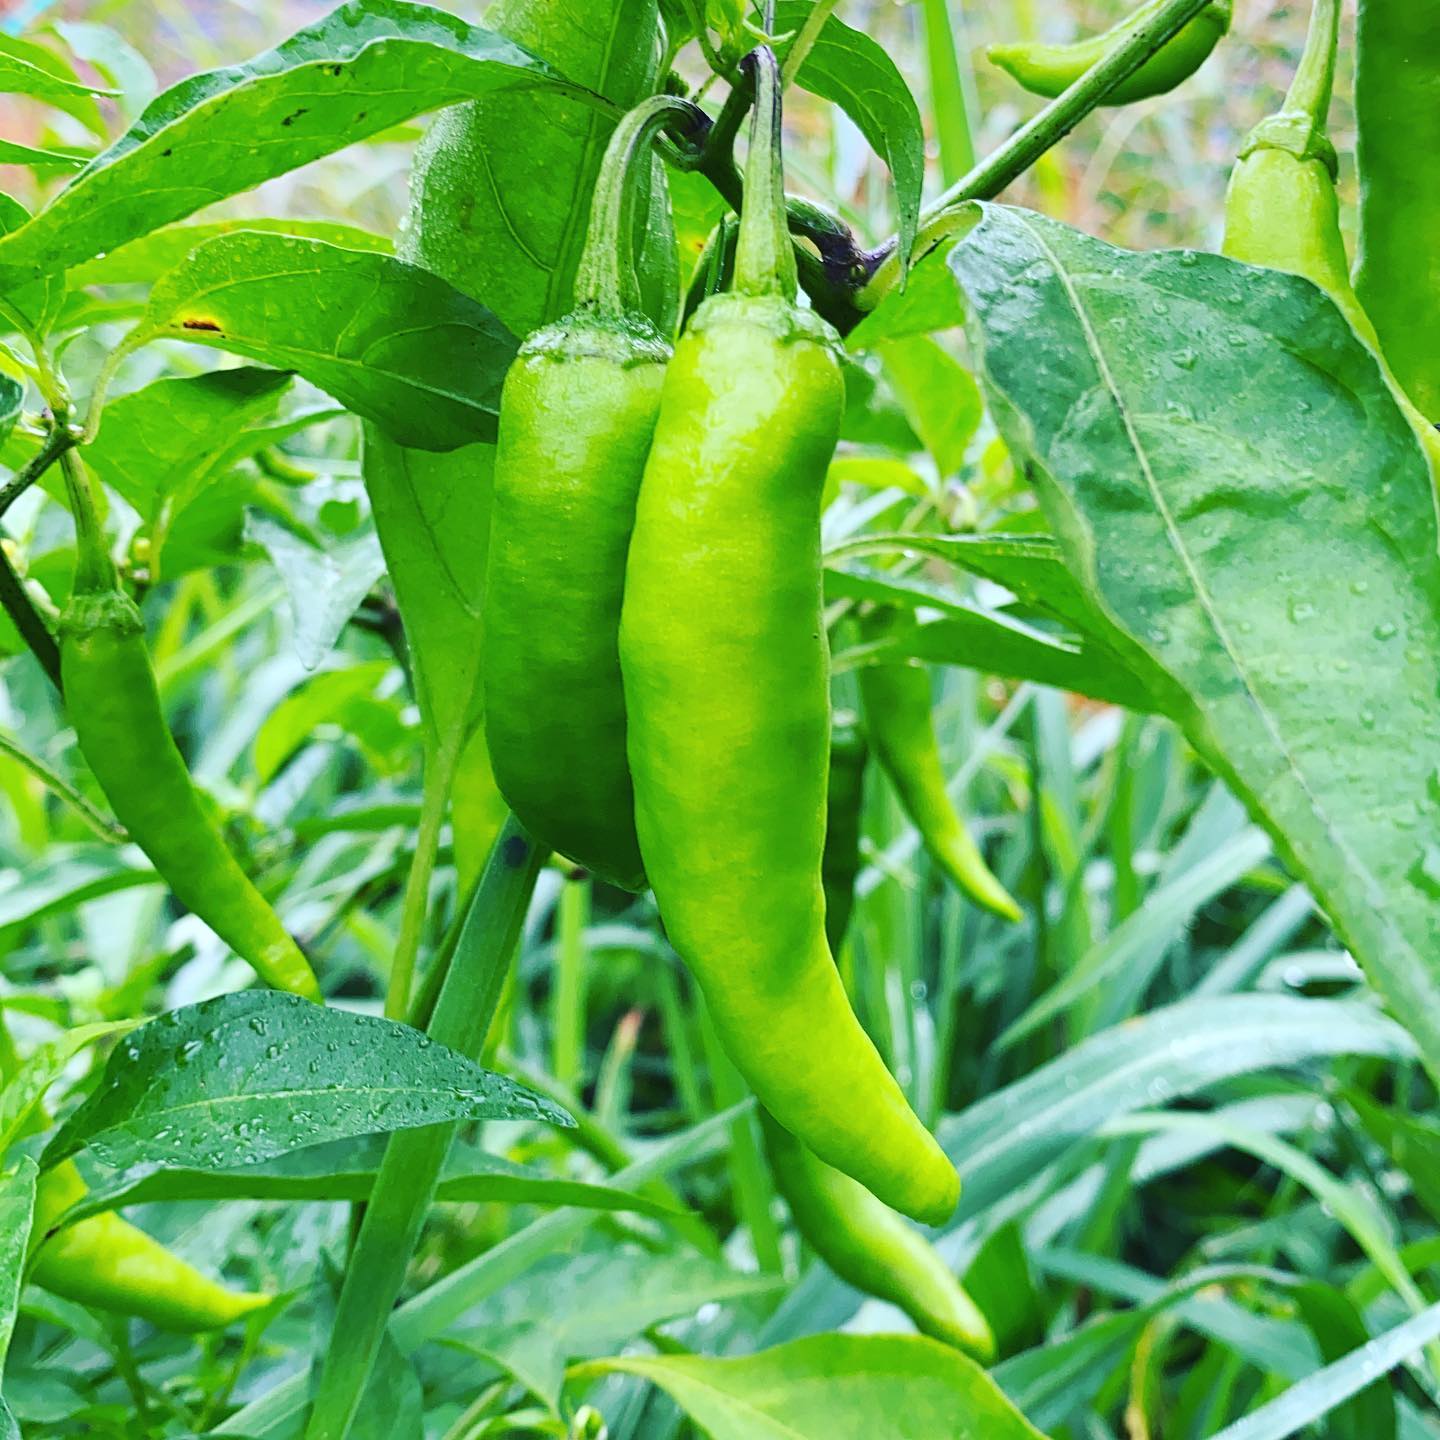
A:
620 49 958 1225
483 95 694 892
989 0 1231 106
858 610 1020 923
57 454 320 1001
30 1160 267 1332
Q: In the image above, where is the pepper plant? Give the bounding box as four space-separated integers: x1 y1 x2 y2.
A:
0 0 1438 1436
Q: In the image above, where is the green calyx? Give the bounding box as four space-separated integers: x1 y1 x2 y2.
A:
689 290 839 350
733 46 798 302
1237 0 1340 174
521 311 671 367
573 93 699 320
58 585 144 639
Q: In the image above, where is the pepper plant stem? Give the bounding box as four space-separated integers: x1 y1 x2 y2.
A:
860 0 1215 306
304 813 545 1440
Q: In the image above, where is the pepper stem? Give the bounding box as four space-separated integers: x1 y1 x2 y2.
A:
1238 0 1339 171
59 449 117 596
1283 0 1339 127
733 47 797 302
573 94 698 318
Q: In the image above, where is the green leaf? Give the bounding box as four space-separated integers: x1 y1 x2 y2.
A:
364 434 491 758
0 1021 136 1156
0 1395 16 1440
41 990 572 1174
118 233 517 450
0 847 157 933
847 238 965 348
402 0 670 337
773 3 924 266
1291 1284 1395 1440
960 1222 1043 1359
49 1136 684 1230
0 377 19 446
0 0 574 286
829 567 1163 712
70 218 390 288
246 511 386 671
576 1334 1049 1439
827 532 1180 706
953 203 1440 1085
0 139 84 170
940 994 1414 1227
252 660 392 784
1345 1091 1440 1227
0 196 62 339
0 1159 36 1378
1209 1301 1440 1440
0 33 114 118
465 1252 780 1411
82 366 293 523
996 825 1272 1049
876 336 981 475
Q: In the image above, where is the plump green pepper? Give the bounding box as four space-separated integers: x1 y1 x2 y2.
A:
858 611 1020 923
57 457 320 1001
760 1111 994 1360
484 96 691 891
1220 0 1370 334
30 1160 267 1333
620 49 958 1226
989 0 1231 106
1221 0 1440 484
1355 0 1440 422
821 711 868 955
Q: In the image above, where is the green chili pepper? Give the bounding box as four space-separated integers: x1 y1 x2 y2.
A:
822 711 869 955
988 0 1231 106
0 1020 266 1333
484 96 692 892
858 610 1020 923
620 49 958 1225
57 455 320 1001
760 1110 994 1359
1355 0 1440 423
1222 0 1440 471
1220 0 1369 330
30 1160 267 1332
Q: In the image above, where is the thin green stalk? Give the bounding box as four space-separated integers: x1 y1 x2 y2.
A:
0 728 124 842
384 746 455 1021
304 813 544 1440
0 422 75 521
552 874 590 1090
0 545 59 690
921 0 977 184
861 0 1215 303
779 0 839 88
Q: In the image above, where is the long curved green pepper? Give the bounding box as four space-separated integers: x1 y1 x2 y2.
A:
988 0 1231 106
1354 0 1440 423
821 711 868 956
759 1111 994 1360
621 49 958 1225
484 95 692 892
858 611 1020 923
57 456 321 1001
